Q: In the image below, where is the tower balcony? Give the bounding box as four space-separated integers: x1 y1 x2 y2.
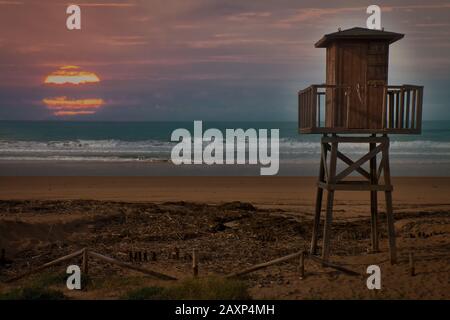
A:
298 84 424 134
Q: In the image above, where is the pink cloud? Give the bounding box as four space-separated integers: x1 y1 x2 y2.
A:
66 2 136 7
0 1 23 4
227 12 272 22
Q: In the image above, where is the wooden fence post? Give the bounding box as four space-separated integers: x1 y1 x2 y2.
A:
82 248 89 275
299 251 305 279
409 252 415 276
192 249 199 277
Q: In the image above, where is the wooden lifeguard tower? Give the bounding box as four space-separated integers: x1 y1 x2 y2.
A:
298 27 424 264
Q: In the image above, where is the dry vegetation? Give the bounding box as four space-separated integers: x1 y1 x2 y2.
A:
0 200 449 299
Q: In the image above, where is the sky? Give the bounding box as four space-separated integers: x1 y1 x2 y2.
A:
0 0 449 121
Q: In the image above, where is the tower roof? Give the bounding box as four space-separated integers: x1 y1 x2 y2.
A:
315 27 404 48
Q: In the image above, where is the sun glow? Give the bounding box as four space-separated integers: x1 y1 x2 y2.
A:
43 96 104 110
53 111 96 116
44 66 100 85
42 96 105 116
42 65 104 116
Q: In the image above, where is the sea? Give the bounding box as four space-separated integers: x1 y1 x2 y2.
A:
0 121 449 176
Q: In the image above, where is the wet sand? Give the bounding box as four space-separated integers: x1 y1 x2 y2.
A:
1 176 450 207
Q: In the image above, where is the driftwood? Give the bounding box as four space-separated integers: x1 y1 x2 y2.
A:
5 245 361 284
5 248 177 283
5 249 84 283
226 251 360 278
308 255 361 276
88 251 177 281
226 251 303 278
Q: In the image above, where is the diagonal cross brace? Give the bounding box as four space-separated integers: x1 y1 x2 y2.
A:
321 142 329 181
334 142 385 182
324 143 371 180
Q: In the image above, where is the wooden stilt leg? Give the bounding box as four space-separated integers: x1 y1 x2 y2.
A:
370 138 379 252
382 137 397 264
310 187 323 255
322 191 335 263
322 141 337 263
310 139 326 255
308 135 397 265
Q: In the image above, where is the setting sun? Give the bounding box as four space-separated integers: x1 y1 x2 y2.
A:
42 65 104 116
44 65 100 85
42 96 105 116
53 110 96 116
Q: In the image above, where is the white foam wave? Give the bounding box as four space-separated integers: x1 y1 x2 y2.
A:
0 139 449 162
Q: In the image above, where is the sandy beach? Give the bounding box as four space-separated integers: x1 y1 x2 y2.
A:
2 176 450 207
1 176 449 299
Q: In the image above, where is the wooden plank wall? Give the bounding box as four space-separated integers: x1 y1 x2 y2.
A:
326 40 389 130
366 42 389 129
337 42 367 129
325 45 336 127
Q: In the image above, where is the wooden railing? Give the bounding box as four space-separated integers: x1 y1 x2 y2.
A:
298 85 317 130
383 85 423 132
298 84 423 134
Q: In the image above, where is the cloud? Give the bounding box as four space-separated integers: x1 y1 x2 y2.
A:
66 2 136 7
274 7 365 28
415 23 450 28
227 11 271 22
273 3 450 28
130 15 151 22
0 1 23 4
99 36 148 46
384 3 450 11
183 36 307 49
0 0 449 121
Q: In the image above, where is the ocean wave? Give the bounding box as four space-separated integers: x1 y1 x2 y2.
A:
1 138 450 162
0 155 169 163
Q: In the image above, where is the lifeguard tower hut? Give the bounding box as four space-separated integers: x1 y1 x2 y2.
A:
298 27 424 264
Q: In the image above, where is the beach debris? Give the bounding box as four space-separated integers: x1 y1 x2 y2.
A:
151 251 157 261
170 247 180 260
223 221 239 229
0 248 13 268
6 248 85 283
219 201 256 212
128 250 158 263
210 222 227 232
226 251 360 279
226 251 304 278
5 248 177 283
1 199 381 287
308 255 361 277
183 252 192 261
88 251 176 281
255 234 277 242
